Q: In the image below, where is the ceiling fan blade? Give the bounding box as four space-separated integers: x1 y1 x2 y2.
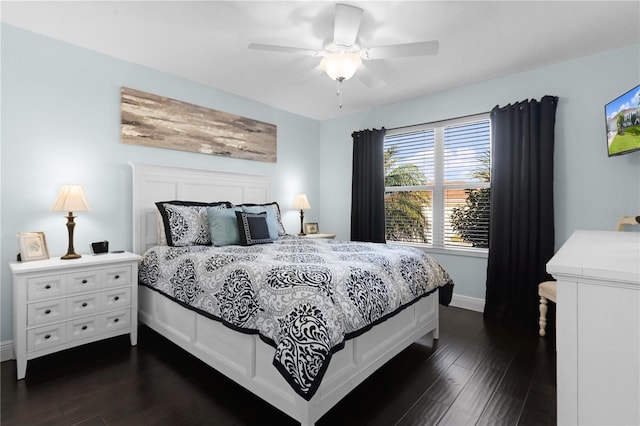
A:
357 64 387 90
291 65 325 86
361 40 439 59
248 43 322 56
333 3 364 47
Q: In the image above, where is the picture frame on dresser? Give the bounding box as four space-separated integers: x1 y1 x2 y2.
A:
17 231 49 262
304 222 319 234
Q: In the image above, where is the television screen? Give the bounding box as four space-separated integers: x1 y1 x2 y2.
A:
605 84 640 156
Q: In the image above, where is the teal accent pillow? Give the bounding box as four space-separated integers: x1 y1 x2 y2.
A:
207 207 242 246
241 205 280 240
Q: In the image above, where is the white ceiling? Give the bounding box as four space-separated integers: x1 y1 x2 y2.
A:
2 1 639 121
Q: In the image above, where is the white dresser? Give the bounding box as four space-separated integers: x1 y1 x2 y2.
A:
547 230 640 425
10 252 141 379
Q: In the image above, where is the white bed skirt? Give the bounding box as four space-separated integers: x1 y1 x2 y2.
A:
138 285 439 425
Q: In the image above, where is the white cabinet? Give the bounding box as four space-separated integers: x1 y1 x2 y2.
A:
547 230 640 426
10 252 141 379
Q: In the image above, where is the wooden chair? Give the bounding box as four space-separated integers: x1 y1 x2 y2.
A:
538 280 556 336
616 215 640 231
539 215 640 336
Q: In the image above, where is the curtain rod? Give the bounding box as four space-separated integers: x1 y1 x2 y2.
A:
385 110 492 132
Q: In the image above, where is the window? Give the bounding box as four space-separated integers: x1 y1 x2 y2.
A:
384 114 491 252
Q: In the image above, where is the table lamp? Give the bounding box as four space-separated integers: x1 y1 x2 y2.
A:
50 184 92 259
291 193 311 235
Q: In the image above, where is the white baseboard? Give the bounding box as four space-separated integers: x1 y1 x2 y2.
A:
449 293 485 313
1 340 15 362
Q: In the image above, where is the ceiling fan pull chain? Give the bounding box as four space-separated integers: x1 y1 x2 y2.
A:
336 78 344 109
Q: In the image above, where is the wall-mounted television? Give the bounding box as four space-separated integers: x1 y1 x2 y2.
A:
605 84 640 157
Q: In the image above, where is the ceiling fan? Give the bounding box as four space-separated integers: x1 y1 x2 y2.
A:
248 3 439 106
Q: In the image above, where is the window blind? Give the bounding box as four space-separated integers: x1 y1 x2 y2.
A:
384 115 491 251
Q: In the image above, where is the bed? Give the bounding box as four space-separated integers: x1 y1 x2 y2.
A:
131 162 454 425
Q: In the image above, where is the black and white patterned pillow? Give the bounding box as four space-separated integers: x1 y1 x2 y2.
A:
236 202 287 236
156 201 231 246
156 211 167 245
235 211 273 246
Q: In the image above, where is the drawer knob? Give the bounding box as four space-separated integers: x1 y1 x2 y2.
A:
45 284 51 290
44 334 51 340
82 325 88 331
44 309 51 315
82 279 88 284
114 275 120 280
114 318 119 323
81 302 88 308
114 296 120 301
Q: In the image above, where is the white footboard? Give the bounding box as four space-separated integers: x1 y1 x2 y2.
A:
138 285 439 425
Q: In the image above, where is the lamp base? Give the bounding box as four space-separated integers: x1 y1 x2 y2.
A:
61 252 81 260
61 212 81 260
299 209 305 236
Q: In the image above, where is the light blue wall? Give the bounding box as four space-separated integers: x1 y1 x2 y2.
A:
0 25 320 342
2 22 639 342
319 44 640 300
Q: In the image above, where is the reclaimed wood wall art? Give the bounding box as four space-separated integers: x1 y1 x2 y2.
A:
121 87 277 163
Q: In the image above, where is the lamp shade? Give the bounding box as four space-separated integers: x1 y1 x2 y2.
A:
292 193 311 210
50 185 92 212
320 53 362 81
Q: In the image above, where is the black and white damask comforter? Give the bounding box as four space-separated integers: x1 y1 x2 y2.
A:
138 237 454 400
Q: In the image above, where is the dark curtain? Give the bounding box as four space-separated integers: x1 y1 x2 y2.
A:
484 96 558 331
351 128 386 243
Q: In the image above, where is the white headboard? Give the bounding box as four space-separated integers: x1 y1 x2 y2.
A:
130 162 272 254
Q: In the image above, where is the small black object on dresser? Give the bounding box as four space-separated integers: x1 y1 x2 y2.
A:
91 240 109 255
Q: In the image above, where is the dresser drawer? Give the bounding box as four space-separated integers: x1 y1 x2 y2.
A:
69 270 100 293
68 315 100 341
103 266 132 288
103 309 130 333
27 299 67 326
27 275 65 301
68 293 100 317
101 288 131 311
27 323 67 352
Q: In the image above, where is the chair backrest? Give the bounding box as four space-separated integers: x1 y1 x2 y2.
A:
616 215 640 231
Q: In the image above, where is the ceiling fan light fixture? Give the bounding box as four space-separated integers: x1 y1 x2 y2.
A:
320 52 362 81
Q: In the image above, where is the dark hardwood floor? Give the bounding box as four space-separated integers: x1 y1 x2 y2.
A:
1 306 556 425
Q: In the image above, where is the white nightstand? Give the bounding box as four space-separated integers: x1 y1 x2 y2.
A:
10 251 141 379
301 233 336 239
